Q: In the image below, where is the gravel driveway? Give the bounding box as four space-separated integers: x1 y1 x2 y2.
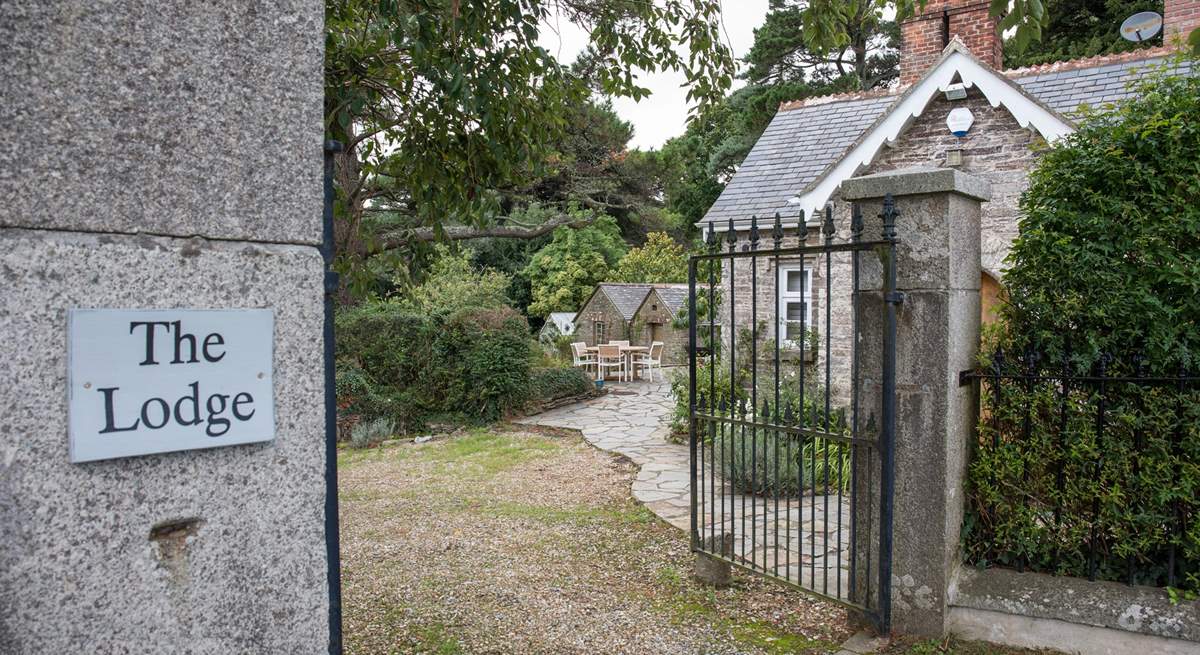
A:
338 428 852 654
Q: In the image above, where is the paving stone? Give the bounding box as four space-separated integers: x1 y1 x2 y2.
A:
519 373 853 592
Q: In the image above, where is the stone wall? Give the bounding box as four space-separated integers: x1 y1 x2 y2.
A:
575 292 628 347
630 289 687 367
0 2 329 652
717 85 1043 409
866 86 1045 277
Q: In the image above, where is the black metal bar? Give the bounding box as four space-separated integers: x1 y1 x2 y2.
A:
726 219 740 565
689 239 891 262
822 205 834 596
750 216 760 571
689 258 699 550
708 227 718 550
798 212 809 582
772 213 783 581
1088 354 1109 581
322 140 345 655
877 193 900 633
1168 361 1187 588
1053 337 1070 573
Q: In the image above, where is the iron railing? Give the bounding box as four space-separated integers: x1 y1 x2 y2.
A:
961 347 1200 590
688 199 898 631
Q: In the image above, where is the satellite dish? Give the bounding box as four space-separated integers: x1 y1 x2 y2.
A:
1120 11 1163 42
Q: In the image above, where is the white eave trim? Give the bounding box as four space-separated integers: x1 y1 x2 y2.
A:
786 49 1074 220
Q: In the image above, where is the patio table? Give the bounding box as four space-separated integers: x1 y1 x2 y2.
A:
585 345 649 381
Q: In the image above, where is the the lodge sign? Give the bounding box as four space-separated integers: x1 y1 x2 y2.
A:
68 309 275 463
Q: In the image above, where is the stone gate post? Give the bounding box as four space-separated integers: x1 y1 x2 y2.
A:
842 168 988 636
1 2 330 652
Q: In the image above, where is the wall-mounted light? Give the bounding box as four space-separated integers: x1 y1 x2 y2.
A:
943 82 968 101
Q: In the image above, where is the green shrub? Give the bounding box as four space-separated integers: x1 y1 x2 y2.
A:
529 367 595 406
447 307 532 420
713 430 850 497
964 61 1200 591
336 302 537 430
349 417 395 449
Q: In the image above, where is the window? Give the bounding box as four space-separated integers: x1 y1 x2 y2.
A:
594 321 606 344
777 263 813 348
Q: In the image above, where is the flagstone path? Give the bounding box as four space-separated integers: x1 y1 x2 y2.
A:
516 376 693 531
517 373 856 603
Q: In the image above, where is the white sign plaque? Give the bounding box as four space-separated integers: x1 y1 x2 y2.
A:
68 309 275 463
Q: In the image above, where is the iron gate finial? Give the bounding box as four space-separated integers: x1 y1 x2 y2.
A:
881 193 898 242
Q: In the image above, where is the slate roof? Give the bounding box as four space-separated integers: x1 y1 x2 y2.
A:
652 286 689 314
580 283 690 321
595 283 653 320
701 51 1192 228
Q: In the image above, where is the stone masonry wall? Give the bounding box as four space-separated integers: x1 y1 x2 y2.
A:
866 87 1045 277
630 290 688 367
718 86 1043 411
575 293 629 347
0 2 329 653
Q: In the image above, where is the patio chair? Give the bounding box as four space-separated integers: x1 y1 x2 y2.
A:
608 340 630 347
570 342 595 376
595 344 625 382
631 341 665 382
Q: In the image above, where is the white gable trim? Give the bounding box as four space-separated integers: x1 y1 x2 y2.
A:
787 46 1074 221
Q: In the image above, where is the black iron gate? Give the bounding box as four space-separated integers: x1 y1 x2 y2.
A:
687 199 898 632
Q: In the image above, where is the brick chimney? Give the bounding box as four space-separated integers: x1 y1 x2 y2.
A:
900 1 1002 85
1165 0 1200 42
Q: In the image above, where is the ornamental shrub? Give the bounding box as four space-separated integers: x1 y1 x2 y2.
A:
963 61 1200 591
528 367 596 406
335 302 536 430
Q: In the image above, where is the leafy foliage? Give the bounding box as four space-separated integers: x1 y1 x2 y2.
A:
325 0 735 297
744 0 899 89
349 417 396 449
396 246 511 317
524 214 627 317
336 303 535 429
1003 0 1163 68
1001 62 1200 369
614 232 688 283
963 62 1200 591
528 367 596 405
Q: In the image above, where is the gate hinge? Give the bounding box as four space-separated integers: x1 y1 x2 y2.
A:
885 291 905 305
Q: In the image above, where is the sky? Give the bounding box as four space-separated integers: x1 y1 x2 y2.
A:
537 1 772 151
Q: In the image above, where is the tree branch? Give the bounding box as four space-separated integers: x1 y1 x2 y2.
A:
370 213 598 254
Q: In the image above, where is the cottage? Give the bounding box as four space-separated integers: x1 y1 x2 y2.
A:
573 282 690 366
538 311 577 343
700 0 1197 400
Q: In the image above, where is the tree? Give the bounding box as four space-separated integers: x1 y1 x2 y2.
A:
1003 0 1162 68
395 246 512 318
800 0 1200 58
325 0 735 299
744 0 899 90
524 214 626 317
655 0 892 236
614 232 687 283
1000 59 1200 369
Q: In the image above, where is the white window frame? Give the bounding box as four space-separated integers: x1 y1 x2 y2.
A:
777 263 813 349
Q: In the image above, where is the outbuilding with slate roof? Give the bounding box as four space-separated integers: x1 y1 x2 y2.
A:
573 282 691 366
699 0 1196 404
